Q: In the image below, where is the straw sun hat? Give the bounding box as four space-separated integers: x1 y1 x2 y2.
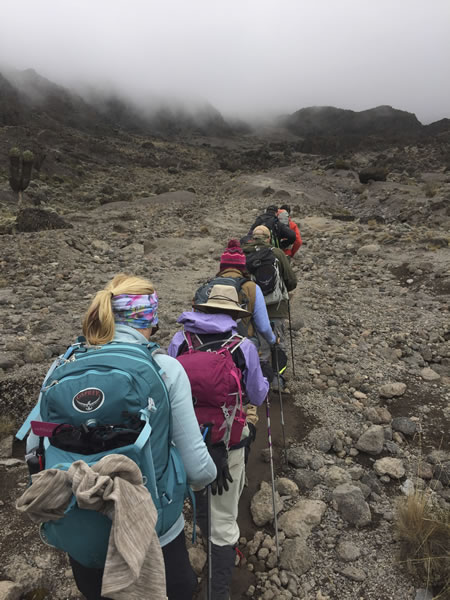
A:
193 284 251 317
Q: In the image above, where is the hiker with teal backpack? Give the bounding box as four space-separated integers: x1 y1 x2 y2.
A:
16 274 216 600
168 285 269 600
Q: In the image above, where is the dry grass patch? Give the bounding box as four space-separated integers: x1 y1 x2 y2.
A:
396 490 450 598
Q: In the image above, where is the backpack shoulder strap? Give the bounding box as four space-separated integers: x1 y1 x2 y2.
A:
16 345 77 441
221 334 245 354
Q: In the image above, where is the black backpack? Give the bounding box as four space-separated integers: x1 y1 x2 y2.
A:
245 246 277 295
245 246 289 306
250 213 282 247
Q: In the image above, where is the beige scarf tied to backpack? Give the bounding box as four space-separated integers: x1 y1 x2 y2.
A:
17 454 167 600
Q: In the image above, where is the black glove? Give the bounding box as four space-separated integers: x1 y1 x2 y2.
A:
260 360 274 383
244 423 257 465
209 442 233 495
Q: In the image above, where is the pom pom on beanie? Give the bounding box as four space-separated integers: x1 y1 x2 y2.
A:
220 239 247 271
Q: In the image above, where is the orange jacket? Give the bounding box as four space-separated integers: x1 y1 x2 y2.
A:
284 219 302 257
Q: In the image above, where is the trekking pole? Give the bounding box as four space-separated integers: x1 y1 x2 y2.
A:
287 299 296 377
274 346 288 465
202 426 212 600
265 394 280 560
206 484 212 600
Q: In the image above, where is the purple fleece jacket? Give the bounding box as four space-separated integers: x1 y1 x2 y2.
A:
168 312 269 406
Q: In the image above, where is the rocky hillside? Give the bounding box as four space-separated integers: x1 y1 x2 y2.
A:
280 105 450 156
1 68 234 137
0 70 449 599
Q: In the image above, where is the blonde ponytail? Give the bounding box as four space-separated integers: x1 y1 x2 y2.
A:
82 273 155 345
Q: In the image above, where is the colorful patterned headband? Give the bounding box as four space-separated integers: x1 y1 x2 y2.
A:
112 292 159 329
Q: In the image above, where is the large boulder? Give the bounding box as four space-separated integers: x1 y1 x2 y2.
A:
15 208 72 232
332 484 372 527
356 425 385 455
250 481 283 527
0 581 22 600
374 457 406 479
379 382 407 398
358 167 388 184
279 537 313 576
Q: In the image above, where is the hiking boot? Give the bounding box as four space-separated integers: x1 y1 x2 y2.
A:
271 374 286 392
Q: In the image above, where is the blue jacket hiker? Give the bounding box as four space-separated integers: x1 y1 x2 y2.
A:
17 274 216 600
168 287 269 600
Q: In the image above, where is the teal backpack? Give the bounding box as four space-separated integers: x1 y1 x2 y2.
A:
17 339 189 568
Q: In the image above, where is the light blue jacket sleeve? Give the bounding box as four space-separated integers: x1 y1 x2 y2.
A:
253 285 276 345
155 354 217 488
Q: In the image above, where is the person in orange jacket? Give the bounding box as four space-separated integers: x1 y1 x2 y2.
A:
277 205 302 259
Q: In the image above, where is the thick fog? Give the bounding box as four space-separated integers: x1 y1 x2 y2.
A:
1 0 449 123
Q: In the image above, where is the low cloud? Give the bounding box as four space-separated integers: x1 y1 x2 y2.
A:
1 0 449 123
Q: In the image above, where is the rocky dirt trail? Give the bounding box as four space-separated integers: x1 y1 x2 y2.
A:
0 149 449 600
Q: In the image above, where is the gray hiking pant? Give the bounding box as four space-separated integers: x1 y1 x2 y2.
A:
257 318 286 363
195 438 247 600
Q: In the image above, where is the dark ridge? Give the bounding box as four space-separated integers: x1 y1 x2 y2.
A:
283 105 423 137
1 68 235 138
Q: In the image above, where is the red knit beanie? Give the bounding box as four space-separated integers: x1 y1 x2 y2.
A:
220 239 247 271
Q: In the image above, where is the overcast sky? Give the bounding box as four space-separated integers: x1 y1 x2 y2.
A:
1 0 449 123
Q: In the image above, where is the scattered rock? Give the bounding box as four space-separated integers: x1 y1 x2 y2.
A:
340 566 366 582
356 425 385 455
279 537 313 576
332 484 372 527
414 589 434 600
16 208 72 232
391 417 417 436
358 167 387 184
433 462 450 485
336 541 361 562
308 428 334 452
251 481 283 526
289 499 327 526
188 546 206 575
286 448 312 468
22 342 51 364
0 458 24 467
275 477 299 497
420 367 440 381
374 457 406 479
324 466 352 488
293 469 322 491
0 581 22 600
356 244 380 256
379 382 407 398
0 436 13 458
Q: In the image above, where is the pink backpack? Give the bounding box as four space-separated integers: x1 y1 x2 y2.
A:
176 332 246 448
